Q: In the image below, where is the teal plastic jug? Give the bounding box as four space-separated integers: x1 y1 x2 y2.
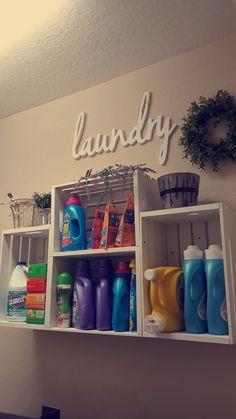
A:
205 245 228 335
61 194 87 251
112 261 131 332
183 245 207 333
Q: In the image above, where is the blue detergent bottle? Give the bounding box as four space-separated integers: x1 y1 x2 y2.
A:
112 261 131 332
183 245 207 333
205 244 228 335
61 194 87 251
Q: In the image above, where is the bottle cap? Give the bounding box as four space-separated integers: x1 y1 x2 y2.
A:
205 244 223 260
184 245 203 260
144 314 166 334
129 259 136 274
115 261 131 275
57 272 73 288
144 269 157 281
66 193 81 206
75 259 90 276
98 258 112 276
17 261 27 266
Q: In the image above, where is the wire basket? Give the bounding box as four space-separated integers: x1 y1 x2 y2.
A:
10 199 37 228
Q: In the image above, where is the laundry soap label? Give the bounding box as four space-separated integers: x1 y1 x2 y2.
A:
115 194 135 247
7 291 26 317
61 214 73 248
100 204 119 249
88 209 105 249
26 309 45 325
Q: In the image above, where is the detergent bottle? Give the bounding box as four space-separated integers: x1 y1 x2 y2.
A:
183 245 207 333
129 258 137 332
7 262 28 322
112 261 131 332
72 259 95 330
205 244 228 335
57 272 74 328
61 194 86 251
96 258 113 331
144 266 184 334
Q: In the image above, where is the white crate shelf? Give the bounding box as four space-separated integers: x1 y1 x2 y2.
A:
0 225 51 328
141 203 236 344
2 178 236 345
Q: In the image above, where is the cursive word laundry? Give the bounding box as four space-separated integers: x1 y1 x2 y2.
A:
72 92 178 165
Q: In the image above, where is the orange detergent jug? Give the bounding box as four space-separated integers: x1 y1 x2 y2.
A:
144 266 184 334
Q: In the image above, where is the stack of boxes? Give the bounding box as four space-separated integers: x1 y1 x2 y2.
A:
26 263 47 325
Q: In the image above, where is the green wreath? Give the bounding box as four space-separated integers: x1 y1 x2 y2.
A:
179 90 236 171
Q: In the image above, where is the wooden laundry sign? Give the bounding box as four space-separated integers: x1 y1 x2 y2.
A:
72 91 178 165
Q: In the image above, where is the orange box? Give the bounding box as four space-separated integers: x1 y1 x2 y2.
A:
26 293 46 310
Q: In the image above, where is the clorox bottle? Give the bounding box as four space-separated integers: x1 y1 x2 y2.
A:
183 245 207 333
144 266 184 334
7 262 28 322
61 194 87 251
205 244 228 335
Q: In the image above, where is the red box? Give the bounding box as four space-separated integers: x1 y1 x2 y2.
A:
27 278 47 293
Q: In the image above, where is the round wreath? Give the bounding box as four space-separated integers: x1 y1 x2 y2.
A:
179 90 236 171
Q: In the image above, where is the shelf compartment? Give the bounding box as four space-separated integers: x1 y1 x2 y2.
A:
140 202 236 344
0 226 50 325
46 248 142 336
50 172 160 253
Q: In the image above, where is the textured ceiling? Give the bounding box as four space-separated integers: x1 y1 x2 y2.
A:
0 0 236 119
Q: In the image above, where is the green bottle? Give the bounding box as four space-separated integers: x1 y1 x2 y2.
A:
57 272 73 328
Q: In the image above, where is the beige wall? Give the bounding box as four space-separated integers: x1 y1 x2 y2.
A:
0 36 236 418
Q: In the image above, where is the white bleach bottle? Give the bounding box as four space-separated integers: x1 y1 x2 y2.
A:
6 262 28 322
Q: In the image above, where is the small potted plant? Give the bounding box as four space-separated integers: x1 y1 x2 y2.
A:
33 192 51 225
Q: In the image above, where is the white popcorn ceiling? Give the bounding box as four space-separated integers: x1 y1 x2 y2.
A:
0 0 236 119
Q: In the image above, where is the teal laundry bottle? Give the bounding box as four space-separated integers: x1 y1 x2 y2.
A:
61 194 87 251
183 245 207 333
112 261 131 332
205 245 228 335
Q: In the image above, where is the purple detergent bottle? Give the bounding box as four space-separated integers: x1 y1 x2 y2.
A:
72 259 95 330
96 259 113 331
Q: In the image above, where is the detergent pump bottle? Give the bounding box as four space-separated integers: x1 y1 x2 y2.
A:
183 245 207 333
61 194 86 251
205 244 228 335
72 259 95 330
144 266 184 334
96 258 113 331
112 261 131 332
